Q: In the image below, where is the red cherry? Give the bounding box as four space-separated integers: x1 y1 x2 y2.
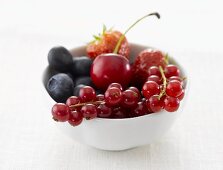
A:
142 81 160 99
52 103 70 122
68 111 83 126
90 53 131 90
164 96 180 112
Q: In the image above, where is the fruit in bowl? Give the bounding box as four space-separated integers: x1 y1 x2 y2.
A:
42 12 188 151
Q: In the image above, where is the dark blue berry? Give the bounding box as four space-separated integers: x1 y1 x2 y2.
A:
74 76 94 86
48 46 73 72
72 56 93 77
47 73 74 103
73 84 86 96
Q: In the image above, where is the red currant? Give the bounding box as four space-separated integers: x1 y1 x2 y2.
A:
166 80 183 97
96 94 104 101
81 104 97 119
168 76 182 82
147 95 164 113
164 96 180 112
177 90 185 101
121 89 139 108
164 64 180 78
131 101 148 117
52 103 70 122
169 76 184 86
97 103 112 118
148 66 161 77
128 87 141 98
104 87 122 106
66 96 80 107
111 107 127 119
79 86 96 102
147 75 162 84
142 81 160 99
108 83 123 91
68 111 83 126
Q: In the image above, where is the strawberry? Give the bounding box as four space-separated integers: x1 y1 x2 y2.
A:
131 49 167 87
86 26 130 59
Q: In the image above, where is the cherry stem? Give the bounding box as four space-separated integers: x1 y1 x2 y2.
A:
158 66 167 100
69 101 105 109
113 12 160 54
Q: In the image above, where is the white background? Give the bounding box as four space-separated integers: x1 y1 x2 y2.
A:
0 0 223 169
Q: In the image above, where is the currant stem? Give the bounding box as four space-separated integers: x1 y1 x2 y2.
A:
113 12 160 54
158 66 167 100
69 101 105 109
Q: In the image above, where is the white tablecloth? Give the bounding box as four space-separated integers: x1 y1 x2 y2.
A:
1 0 223 169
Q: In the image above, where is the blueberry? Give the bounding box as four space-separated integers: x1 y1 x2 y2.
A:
47 73 74 103
74 76 94 86
73 84 86 96
72 56 93 77
48 46 73 72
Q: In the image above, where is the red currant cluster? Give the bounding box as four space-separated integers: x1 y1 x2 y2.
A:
143 64 185 113
51 64 185 127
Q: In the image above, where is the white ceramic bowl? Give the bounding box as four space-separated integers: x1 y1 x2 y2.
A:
42 43 187 151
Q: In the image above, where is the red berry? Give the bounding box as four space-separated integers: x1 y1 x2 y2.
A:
164 96 180 112
66 96 80 107
87 30 130 59
164 65 180 78
97 103 112 118
147 95 164 113
96 94 104 101
148 66 161 77
166 80 183 97
68 111 83 126
131 101 148 117
142 81 160 99
81 104 97 120
121 89 139 108
79 86 96 102
147 75 162 85
128 87 141 97
111 107 127 119
169 76 184 87
52 103 70 122
108 83 123 91
131 49 166 86
177 90 185 101
91 53 132 90
104 87 122 106
168 76 182 82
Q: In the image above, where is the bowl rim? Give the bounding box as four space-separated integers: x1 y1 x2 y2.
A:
42 43 188 122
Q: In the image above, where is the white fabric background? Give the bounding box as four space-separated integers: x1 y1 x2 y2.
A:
0 0 223 169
